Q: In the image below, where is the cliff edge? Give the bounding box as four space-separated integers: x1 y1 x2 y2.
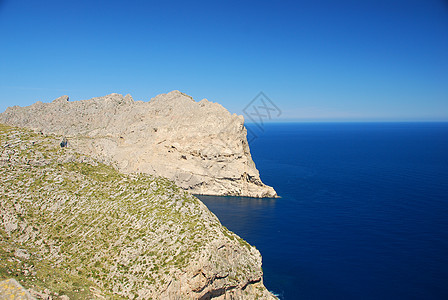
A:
0 123 276 299
0 91 277 198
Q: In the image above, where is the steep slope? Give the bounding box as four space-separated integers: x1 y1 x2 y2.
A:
0 124 275 299
0 91 277 198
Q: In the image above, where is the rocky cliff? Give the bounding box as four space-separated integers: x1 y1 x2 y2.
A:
0 91 277 198
0 123 276 299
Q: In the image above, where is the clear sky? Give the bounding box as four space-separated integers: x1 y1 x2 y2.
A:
0 0 447 121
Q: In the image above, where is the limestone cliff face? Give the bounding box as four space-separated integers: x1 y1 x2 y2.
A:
0 91 277 198
0 124 276 299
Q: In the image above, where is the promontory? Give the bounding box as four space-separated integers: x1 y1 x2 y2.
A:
0 91 277 198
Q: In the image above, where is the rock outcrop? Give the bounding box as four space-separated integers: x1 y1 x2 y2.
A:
0 124 276 299
0 279 35 299
0 91 277 198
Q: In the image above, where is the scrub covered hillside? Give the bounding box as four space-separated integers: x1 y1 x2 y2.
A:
0 124 275 299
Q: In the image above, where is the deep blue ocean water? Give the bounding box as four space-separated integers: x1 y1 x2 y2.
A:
196 122 448 300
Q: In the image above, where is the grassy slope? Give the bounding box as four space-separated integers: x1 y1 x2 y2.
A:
0 124 256 299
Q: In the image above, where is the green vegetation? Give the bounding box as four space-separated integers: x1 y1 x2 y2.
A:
0 124 262 299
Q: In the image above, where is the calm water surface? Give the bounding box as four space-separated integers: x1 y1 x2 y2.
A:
196 122 448 300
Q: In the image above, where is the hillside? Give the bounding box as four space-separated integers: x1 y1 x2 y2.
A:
0 123 275 299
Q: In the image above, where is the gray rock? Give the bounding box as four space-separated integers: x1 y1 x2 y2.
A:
0 91 277 197
0 278 36 299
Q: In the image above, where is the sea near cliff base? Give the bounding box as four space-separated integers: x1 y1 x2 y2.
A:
197 122 448 300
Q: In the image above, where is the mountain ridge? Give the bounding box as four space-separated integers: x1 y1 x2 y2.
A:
0 91 277 198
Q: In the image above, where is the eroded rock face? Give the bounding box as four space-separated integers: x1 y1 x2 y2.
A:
0 124 276 299
0 91 277 198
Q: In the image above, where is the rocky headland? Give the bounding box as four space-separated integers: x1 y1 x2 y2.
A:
0 91 277 198
0 123 276 299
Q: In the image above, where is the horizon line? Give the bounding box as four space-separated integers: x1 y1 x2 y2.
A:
244 120 448 124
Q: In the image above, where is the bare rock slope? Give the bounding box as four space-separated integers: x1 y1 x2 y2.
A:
0 123 276 299
0 91 277 198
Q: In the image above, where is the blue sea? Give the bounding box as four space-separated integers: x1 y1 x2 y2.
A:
196 122 448 300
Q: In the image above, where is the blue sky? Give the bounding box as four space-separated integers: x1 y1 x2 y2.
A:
0 0 447 121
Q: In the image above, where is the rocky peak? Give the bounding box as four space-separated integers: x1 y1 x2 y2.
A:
149 90 196 111
124 94 134 103
167 89 195 100
0 91 277 198
51 95 69 103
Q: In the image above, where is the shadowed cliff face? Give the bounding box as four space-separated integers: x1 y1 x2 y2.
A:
0 124 276 299
0 91 277 198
